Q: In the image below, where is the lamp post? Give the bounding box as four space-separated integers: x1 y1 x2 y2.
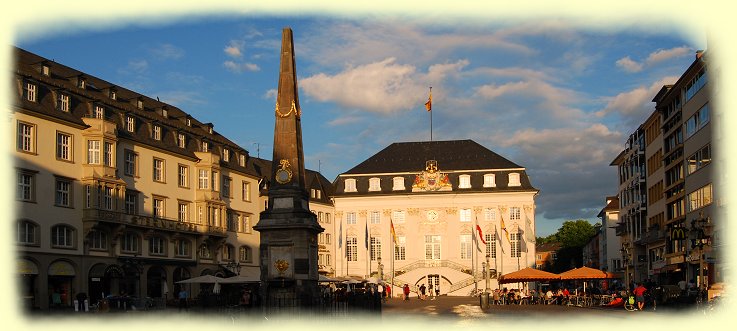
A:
690 214 711 293
377 256 383 282
485 255 491 292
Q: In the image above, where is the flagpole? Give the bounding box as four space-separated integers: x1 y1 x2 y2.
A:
430 87 433 142
473 222 477 292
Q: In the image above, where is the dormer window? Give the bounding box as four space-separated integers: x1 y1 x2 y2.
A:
223 149 230 162
344 178 357 192
136 99 143 110
239 154 246 167
78 77 86 89
94 105 104 119
201 141 209 152
161 108 168 118
508 173 521 187
208 127 213 134
392 177 405 191
177 133 186 148
153 125 161 141
186 118 191 127
23 81 37 102
126 116 135 132
483 174 496 188
57 93 70 112
459 175 471 189
368 177 381 191
42 65 50 76
109 90 117 100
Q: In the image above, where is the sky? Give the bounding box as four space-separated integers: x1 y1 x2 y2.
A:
2 2 724 240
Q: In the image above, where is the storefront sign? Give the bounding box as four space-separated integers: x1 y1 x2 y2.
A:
48 261 76 276
18 259 39 275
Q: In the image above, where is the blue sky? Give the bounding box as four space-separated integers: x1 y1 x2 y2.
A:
5 3 721 237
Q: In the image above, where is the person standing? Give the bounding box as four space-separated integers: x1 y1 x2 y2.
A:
633 282 647 311
403 284 410 301
435 284 440 298
178 287 188 312
419 284 426 300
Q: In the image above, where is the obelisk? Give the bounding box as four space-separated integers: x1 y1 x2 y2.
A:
253 27 323 307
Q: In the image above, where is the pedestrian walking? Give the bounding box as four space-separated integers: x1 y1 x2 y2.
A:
429 283 434 299
419 284 426 300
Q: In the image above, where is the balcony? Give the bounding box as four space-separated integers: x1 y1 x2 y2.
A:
82 208 227 237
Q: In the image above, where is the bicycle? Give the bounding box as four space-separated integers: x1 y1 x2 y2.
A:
623 295 636 311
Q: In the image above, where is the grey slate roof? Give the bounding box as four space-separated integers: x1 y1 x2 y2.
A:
333 140 537 196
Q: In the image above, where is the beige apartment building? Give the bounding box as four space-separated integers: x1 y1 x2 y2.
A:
331 140 538 295
12 47 282 310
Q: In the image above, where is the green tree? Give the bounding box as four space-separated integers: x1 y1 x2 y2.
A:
554 219 597 248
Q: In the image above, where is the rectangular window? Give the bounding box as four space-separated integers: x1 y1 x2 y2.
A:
346 212 357 225
58 93 70 112
176 240 190 257
153 198 164 218
685 104 710 139
687 144 711 175
392 210 406 224
222 176 231 198
89 231 107 250
510 207 521 220
153 158 165 182
459 208 472 222
51 226 73 248
17 171 35 201
370 237 382 261
25 82 37 102
56 132 72 161
178 203 188 222
459 175 471 188
102 186 113 210
370 211 381 224
425 235 441 260
153 125 161 140
485 233 496 259
211 171 219 191
223 149 230 162
483 174 496 187
484 208 496 221
55 179 72 207
344 179 356 192
392 177 405 191
103 141 114 166
687 183 713 212
149 237 165 255
201 141 209 152
123 150 137 176
177 133 186 148
685 69 707 101
369 178 381 191
87 140 100 164
242 181 251 201
510 232 521 258
239 154 246 167
242 215 251 233
94 105 104 119
460 234 472 259
395 236 406 260
226 212 237 231
198 170 209 189
17 121 35 153
126 116 135 132
346 237 358 262
178 165 189 187
125 190 137 215
122 233 138 253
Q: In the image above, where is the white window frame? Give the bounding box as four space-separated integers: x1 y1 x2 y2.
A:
223 149 230 162
17 220 38 245
460 234 472 259
17 121 35 153
425 235 441 260
239 246 252 262
395 236 406 260
25 82 37 102
56 132 73 161
483 174 496 187
242 181 251 201
392 210 406 224
459 208 472 222
508 173 521 187
103 141 114 167
222 176 231 198
370 211 381 224
153 158 165 182
346 212 357 225
178 202 188 222
178 164 189 188
392 177 405 191
153 197 164 218
87 140 100 164
125 191 137 215
370 237 382 261
54 178 72 207
94 105 104 119
153 125 161 141
51 225 74 248
17 171 34 201
198 169 209 189
89 230 107 250
124 150 138 176
510 206 521 220
346 237 358 262
344 178 357 192
126 116 135 132
58 93 70 112
459 174 471 189
368 177 381 191
484 208 496 221
177 133 186 148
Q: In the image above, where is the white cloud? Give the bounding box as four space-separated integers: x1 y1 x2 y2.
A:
122 59 148 74
223 60 260 73
616 46 693 73
327 115 363 127
300 57 426 114
150 43 184 60
596 76 680 119
224 40 244 58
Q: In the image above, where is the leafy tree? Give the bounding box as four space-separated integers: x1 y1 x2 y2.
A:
554 219 597 248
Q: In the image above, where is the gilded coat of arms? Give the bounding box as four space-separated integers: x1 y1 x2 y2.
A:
412 160 452 192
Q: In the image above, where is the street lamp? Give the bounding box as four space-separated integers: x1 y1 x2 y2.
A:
690 214 711 293
224 261 241 275
485 255 491 292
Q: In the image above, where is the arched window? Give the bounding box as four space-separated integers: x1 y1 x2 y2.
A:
51 224 75 248
198 244 211 259
17 220 39 245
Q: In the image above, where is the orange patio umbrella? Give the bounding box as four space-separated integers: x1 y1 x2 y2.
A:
498 267 560 284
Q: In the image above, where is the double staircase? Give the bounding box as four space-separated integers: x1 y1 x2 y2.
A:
387 260 484 295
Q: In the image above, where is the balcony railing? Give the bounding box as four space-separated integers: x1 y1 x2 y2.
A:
83 208 227 237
